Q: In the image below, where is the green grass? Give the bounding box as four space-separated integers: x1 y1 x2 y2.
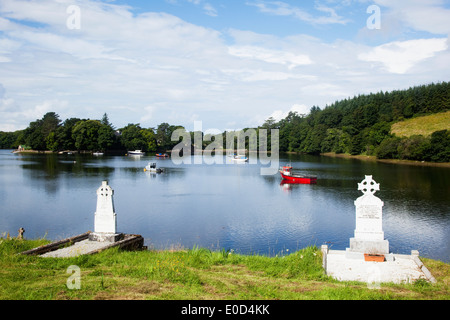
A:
391 111 450 137
0 238 449 300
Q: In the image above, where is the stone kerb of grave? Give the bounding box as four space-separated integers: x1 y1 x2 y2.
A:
346 175 389 259
322 175 436 284
89 180 123 242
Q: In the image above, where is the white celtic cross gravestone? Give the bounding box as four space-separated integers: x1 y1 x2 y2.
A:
89 181 122 242
346 175 389 258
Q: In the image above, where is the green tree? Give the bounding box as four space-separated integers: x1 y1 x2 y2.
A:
101 113 114 129
156 122 184 151
98 125 116 151
120 123 147 151
141 128 157 152
56 118 82 151
22 112 61 151
46 131 59 151
261 117 277 130
397 135 430 161
376 137 401 159
41 112 61 139
72 120 103 151
24 119 46 150
429 130 450 162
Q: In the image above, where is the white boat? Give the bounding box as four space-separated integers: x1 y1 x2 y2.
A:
144 162 164 173
93 152 104 156
128 150 145 156
232 155 248 162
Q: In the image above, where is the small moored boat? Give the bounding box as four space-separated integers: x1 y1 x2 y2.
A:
144 162 164 173
128 150 145 156
279 165 317 184
156 153 169 158
232 155 248 162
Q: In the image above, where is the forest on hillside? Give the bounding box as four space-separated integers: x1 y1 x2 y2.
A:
271 81 450 162
0 82 449 162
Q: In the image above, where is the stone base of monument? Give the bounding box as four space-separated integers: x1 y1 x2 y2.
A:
322 246 436 284
345 238 390 260
88 232 124 243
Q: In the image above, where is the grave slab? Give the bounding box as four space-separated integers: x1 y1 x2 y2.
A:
322 176 436 284
324 248 435 284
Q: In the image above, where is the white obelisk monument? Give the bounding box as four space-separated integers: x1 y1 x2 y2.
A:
89 181 122 242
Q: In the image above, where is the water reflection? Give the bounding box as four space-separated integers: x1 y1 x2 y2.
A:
1 150 449 262
19 154 115 194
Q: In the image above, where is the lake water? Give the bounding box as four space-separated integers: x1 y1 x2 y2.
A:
0 149 449 262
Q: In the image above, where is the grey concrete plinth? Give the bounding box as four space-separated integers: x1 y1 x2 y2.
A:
347 238 389 257
88 232 123 242
40 239 115 258
325 250 434 284
38 233 144 258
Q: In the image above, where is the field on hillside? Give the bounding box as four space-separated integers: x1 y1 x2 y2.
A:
391 111 450 137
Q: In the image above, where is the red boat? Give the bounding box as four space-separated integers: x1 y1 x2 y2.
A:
279 166 317 184
156 153 169 158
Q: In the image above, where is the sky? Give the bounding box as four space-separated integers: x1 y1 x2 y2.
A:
0 0 449 132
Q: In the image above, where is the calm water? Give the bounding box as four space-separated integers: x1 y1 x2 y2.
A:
0 149 449 262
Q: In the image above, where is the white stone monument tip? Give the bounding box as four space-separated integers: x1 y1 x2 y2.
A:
89 180 123 242
357 175 379 195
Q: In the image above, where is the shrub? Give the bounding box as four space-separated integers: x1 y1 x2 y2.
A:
429 130 450 162
376 137 401 159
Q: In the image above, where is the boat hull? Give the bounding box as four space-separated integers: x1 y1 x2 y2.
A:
279 171 317 184
232 155 248 162
232 158 248 162
145 168 163 173
128 150 144 156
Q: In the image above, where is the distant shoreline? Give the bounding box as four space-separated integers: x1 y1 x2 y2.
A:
8 149 450 168
321 152 450 168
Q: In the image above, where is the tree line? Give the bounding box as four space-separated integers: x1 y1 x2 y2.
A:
0 112 184 153
0 81 449 162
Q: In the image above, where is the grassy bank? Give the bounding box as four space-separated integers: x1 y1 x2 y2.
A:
321 152 450 168
0 238 449 300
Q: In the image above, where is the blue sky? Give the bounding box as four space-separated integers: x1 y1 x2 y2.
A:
1 0 449 132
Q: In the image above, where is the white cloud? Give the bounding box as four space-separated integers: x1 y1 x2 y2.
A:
186 0 218 17
373 0 450 35
269 104 310 121
0 0 449 132
203 3 218 17
222 68 316 82
248 1 351 25
228 45 312 68
358 38 448 74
